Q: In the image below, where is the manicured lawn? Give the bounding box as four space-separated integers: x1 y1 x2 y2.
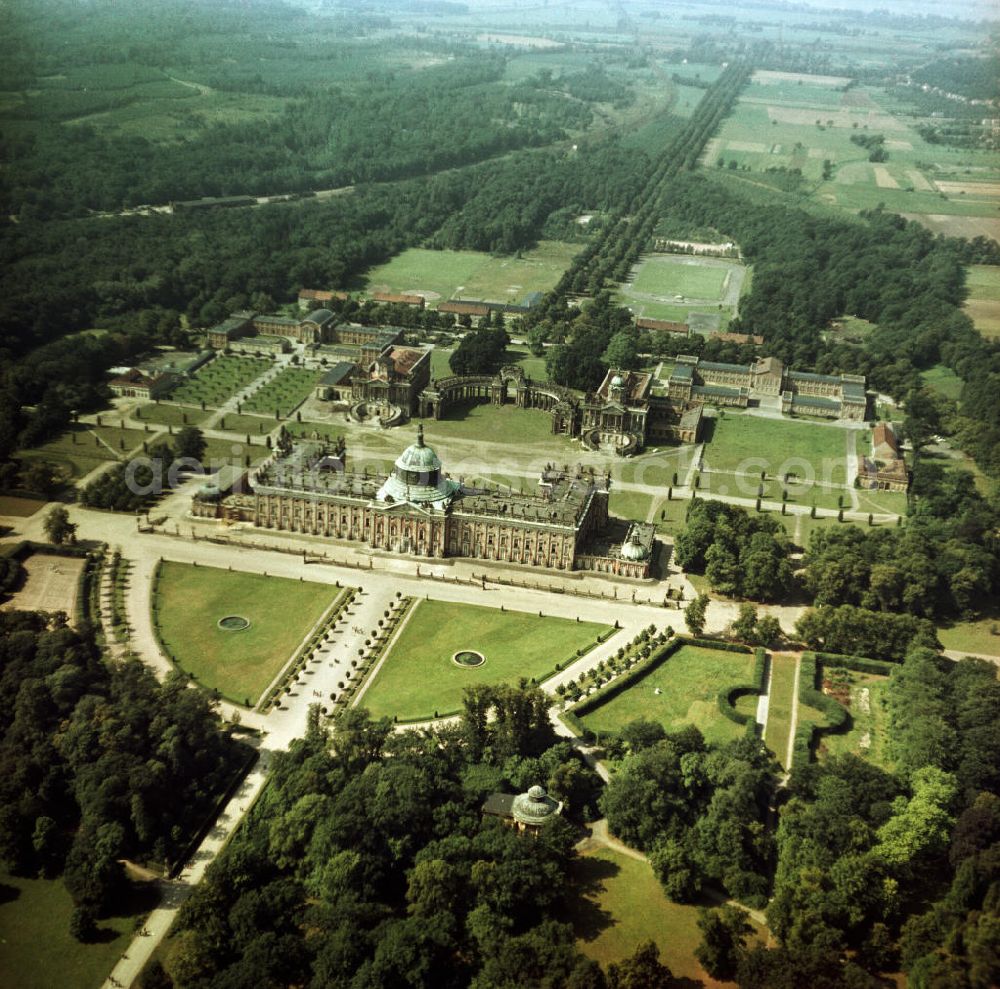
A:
578 644 757 746
608 490 654 523
819 672 893 770
168 355 269 408
854 486 908 516
0 869 155 989
564 848 763 980
17 423 146 482
938 612 1000 657
764 653 798 769
629 255 733 300
363 241 578 306
703 415 849 485
416 403 561 445
215 412 279 435
198 437 270 471
133 403 210 427
241 366 320 417
153 562 342 706
360 600 611 720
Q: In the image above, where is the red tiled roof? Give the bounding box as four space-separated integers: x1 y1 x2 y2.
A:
370 291 425 307
439 301 490 316
636 317 689 334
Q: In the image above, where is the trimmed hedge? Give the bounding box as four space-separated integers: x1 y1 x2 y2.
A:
793 652 852 765
717 647 768 726
571 637 684 718
812 650 895 677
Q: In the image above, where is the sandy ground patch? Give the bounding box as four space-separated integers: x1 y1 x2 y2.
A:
904 213 1000 242
1 553 86 622
906 169 933 191
873 166 899 189
752 70 851 87
404 289 441 301
727 140 769 153
964 299 1000 339
934 180 1000 198
807 147 828 158
886 139 913 151
766 105 904 130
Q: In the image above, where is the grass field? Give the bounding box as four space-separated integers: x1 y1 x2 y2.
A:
168 355 269 409
241 366 320 417
0 870 155 989
630 255 731 299
153 562 340 705
16 423 149 482
360 600 611 720
608 490 654 523
920 364 963 403
763 653 797 768
818 672 892 769
133 403 210 427
702 414 849 485
416 403 565 446
963 265 1000 340
578 644 757 746
362 241 579 306
564 848 759 981
938 611 1000 657
214 412 278 435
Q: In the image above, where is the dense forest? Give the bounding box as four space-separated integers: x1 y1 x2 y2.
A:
0 611 248 936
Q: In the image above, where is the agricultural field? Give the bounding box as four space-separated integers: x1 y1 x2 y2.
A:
241 366 320 418
577 643 758 746
153 562 340 706
360 600 611 721
362 241 579 307
701 414 850 486
564 847 764 980
0 869 156 989
167 355 270 409
704 73 1000 234
963 265 1000 340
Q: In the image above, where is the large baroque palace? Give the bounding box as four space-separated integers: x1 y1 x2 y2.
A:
192 427 657 578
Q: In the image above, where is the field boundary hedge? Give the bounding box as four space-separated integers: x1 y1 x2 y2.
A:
717 647 767 725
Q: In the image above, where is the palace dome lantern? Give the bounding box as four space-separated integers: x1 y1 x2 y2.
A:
511 785 563 830
376 424 457 506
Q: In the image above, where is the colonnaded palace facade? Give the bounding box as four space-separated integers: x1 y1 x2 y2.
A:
192 427 657 579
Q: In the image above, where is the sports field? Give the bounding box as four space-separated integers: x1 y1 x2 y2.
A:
578 643 757 745
360 599 610 720
153 562 340 706
630 255 730 299
702 414 849 485
963 265 1000 340
363 241 579 307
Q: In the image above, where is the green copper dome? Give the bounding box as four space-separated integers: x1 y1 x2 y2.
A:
376 425 456 506
511 785 562 827
620 538 648 561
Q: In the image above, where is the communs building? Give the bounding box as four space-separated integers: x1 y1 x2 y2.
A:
192 426 657 578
